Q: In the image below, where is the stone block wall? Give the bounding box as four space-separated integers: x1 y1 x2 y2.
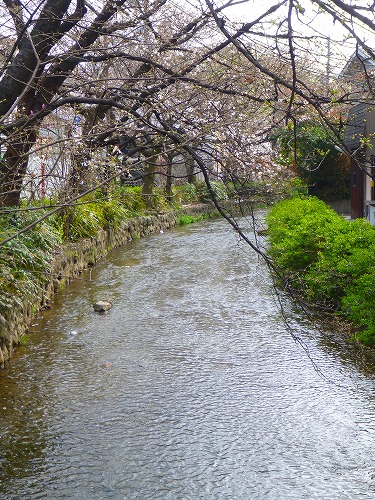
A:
0 205 216 366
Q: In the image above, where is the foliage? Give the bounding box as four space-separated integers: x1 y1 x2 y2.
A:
118 186 148 214
116 186 171 214
59 187 168 241
171 181 231 205
267 196 375 346
287 177 309 197
178 214 205 225
173 183 200 204
53 183 225 241
63 203 103 241
226 177 307 201
101 200 130 229
341 275 375 347
270 120 350 202
267 196 339 271
196 181 229 203
0 209 61 314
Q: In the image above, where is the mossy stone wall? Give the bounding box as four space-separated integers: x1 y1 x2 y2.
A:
0 206 216 366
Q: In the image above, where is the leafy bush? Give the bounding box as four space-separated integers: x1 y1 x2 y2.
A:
171 181 230 205
62 203 103 241
341 274 375 347
267 196 339 271
196 180 229 202
56 181 225 241
0 209 61 314
173 183 200 204
101 200 130 228
303 219 375 304
178 214 205 225
60 188 153 240
117 185 148 213
267 196 375 346
146 192 171 212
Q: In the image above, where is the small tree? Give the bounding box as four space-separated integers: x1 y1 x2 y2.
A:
270 119 351 201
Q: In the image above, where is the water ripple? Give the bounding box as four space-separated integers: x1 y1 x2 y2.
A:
0 219 374 499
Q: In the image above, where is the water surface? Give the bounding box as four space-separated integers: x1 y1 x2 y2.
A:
0 218 374 499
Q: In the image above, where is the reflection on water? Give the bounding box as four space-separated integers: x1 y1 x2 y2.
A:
0 218 374 499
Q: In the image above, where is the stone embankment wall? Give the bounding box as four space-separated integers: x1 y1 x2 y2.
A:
0 205 216 366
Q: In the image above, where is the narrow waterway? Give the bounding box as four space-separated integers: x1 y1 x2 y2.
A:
0 218 374 499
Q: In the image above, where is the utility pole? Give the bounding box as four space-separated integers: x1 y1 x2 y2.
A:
326 35 331 87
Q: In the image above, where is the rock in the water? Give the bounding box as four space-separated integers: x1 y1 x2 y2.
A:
93 301 112 313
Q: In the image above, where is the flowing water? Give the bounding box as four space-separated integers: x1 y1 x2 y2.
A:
0 218 374 499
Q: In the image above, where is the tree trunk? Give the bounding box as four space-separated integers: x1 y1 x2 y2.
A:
0 128 37 207
165 153 174 202
142 162 156 204
67 147 92 198
185 153 196 184
142 148 161 207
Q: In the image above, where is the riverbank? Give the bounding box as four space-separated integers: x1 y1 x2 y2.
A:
0 203 218 366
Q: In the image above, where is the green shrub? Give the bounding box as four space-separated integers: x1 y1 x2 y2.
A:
173 183 200 204
178 214 204 225
196 180 228 202
147 192 171 211
267 196 375 346
171 181 229 205
117 186 147 213
0 209 61 314
63 203 103 241
303 218 375 304
267 196 339 271
341 274 375 346
101 200 129 228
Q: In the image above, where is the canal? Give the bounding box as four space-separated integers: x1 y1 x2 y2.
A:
0 218 374 499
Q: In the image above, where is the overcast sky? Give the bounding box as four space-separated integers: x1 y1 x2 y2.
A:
201 0 363 71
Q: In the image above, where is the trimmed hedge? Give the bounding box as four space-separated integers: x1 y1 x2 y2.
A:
267 196 375 346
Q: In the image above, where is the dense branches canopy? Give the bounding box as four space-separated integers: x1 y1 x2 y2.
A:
0 0 374 225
